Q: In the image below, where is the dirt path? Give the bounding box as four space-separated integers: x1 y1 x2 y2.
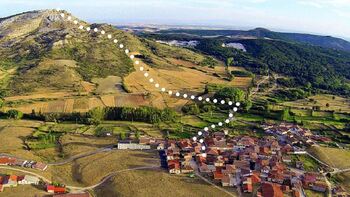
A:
0 165 159 192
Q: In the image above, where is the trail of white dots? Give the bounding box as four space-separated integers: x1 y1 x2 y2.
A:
57 9 242 151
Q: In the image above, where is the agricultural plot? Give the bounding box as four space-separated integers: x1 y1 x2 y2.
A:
308 146 350 169
283 94 350 113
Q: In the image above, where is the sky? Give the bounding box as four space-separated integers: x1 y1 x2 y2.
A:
1 0 350 39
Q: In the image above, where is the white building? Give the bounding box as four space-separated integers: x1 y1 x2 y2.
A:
117 143 151 150
18 175 40 185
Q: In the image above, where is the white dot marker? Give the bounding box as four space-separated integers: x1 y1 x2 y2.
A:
130 55 135 59
73 20 78 24
204 127 208 131
144 73 149 77
183 94 188 98
229 113 234 118
155 83 159 88
149 78 154 83
79 25 84 30
161 88 166 92
94 28 98 32
221 100 225 104
139 67 144 71
191 95 195 100
233 107 238 112
168 91 173 95
201 146 206 151
119 44 124 48
205 98 210 102
175 92 180 97
101 30 105 35
225 119 230 123
211 124 215 129
107 34 112 39
198 131 203 136
228 101 233 106
213 99 218 103
125 49 129 54
67 16 72 21
113 39 118 43
236 102 241 107
218 122 223 126
201 153 207 157
135 60 139 65
60 13 65 18
193 137 197 141
198 97 202 101
86 27 91 31
199 139 204 143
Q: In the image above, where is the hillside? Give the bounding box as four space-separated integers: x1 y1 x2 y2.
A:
143 33 350 96
0 10 248 113
155 28 350 52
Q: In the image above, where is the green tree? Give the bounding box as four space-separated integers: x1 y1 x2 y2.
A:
7 109 23 119
214 87 245 103
87 107 106 125
280 108 290 121
226 57 234 67
120 132 126 140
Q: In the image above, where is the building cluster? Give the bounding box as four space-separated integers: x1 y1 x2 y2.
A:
262 123 315 146
156 40 199 47
0 174 40 192
163 131 331 197
0 155 48 171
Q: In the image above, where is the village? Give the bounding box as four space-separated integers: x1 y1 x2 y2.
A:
0 122 349 196
162 122 349 197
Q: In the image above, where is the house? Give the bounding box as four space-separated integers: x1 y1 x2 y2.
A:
168 160 180 174
311 181 327 192
33 162 48 171
242 177 253 193
6 175 17 187
47 185 66 194
18 175 40 185
261 182 283 197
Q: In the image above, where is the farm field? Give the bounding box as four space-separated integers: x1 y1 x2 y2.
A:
308 146 350 169
93 169 235 197
283 94 350 113
332 171 350 192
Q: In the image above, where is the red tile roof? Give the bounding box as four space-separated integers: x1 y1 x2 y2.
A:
262 182 283 197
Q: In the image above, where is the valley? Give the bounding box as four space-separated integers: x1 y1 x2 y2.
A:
0 8 350 197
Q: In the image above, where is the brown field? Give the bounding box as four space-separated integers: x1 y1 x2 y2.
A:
308 146 350 169
92 76 124 94
228 77 252 88
284 94 350 113
93 168 234 197
4 91 72 102
0 120 43 161
100 95 116 107
333 171 350 192
81 81 96 93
